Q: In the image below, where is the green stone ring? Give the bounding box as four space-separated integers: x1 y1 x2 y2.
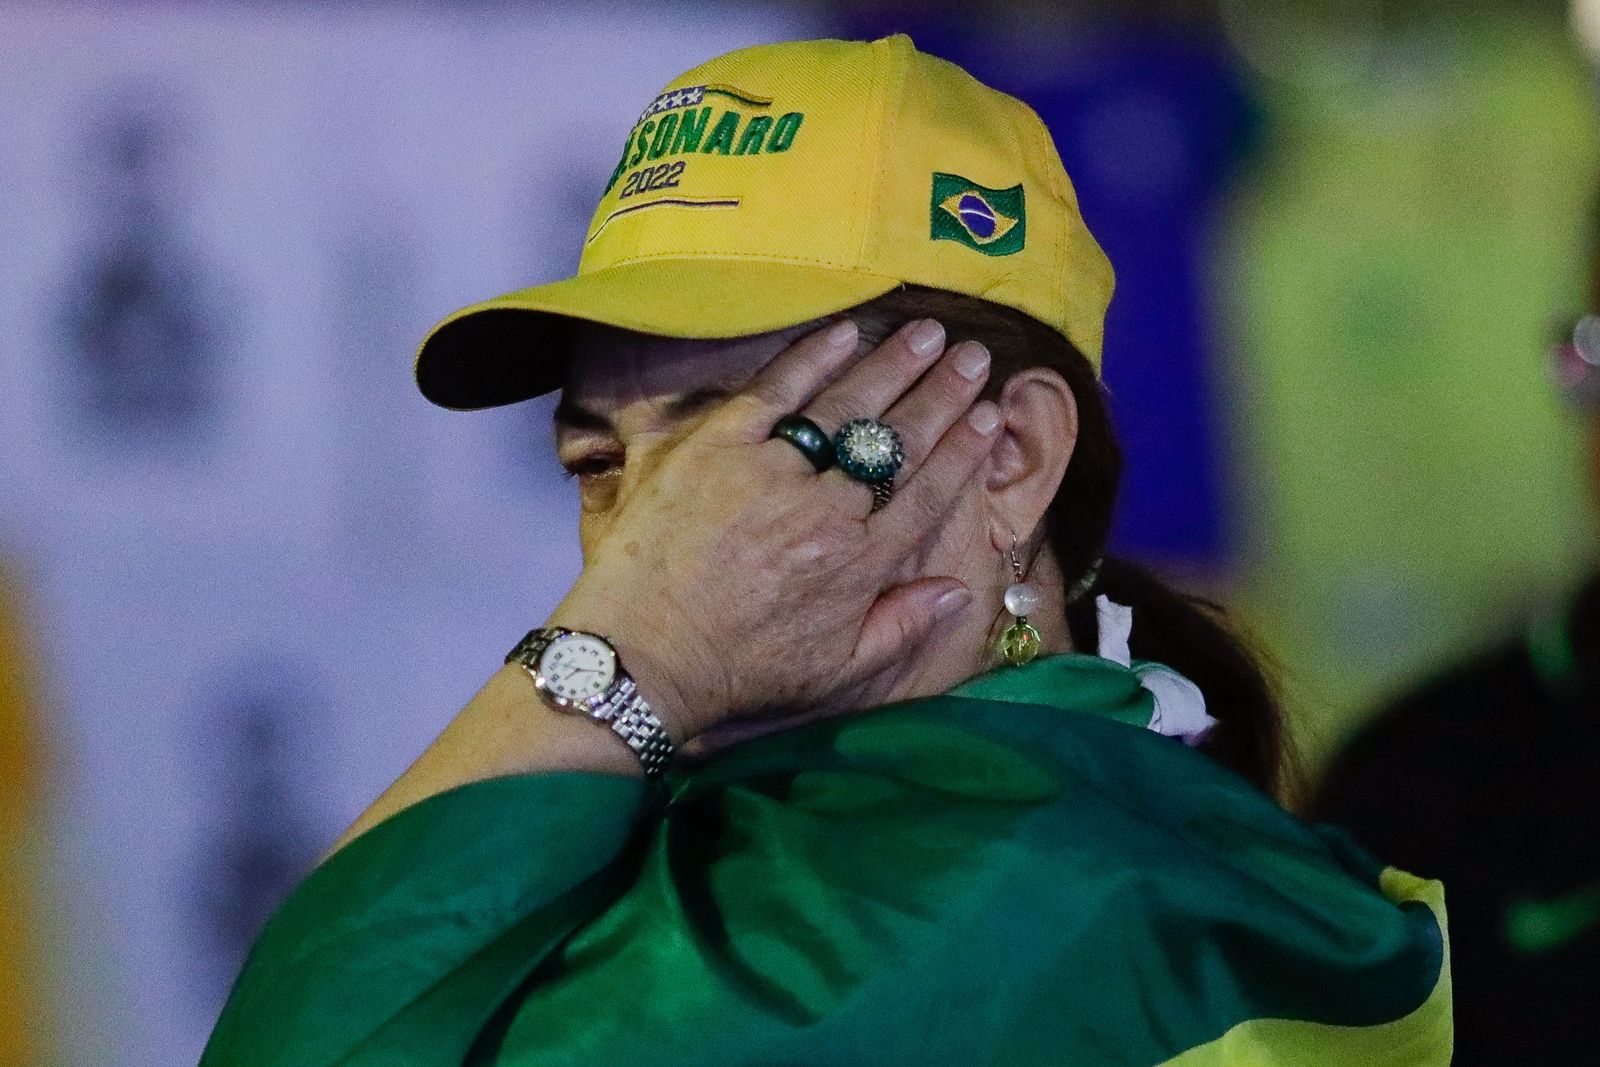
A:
769 414 836 473
832 417 905 484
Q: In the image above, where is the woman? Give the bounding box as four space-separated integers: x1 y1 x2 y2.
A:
202 36 1450 1066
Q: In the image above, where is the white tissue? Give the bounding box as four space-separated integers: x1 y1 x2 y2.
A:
1095 594 1218 747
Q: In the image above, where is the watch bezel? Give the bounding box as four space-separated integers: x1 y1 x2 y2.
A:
532 630 620 713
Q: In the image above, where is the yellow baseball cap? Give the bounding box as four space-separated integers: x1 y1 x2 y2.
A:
415 34 1114 409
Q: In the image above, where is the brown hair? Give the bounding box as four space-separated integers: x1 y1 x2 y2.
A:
841 285 1289 798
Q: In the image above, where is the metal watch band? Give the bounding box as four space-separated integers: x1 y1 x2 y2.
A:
504 627 676 781
601 675 675 779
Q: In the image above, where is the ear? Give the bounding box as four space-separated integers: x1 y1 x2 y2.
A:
984 367 1078 551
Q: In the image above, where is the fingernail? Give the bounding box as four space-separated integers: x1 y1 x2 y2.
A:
935 585 972 620
906 318 945 356
825 319 859 348
967 401 1000 434
953 341 990 382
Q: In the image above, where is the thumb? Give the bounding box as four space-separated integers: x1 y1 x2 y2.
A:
852 577 973 675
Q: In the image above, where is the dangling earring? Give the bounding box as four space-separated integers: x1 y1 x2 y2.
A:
995 534 1043 666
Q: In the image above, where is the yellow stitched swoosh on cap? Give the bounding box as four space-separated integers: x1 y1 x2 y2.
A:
585 196 742 245
701 83 772 108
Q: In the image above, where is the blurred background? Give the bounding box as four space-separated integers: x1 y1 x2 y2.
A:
2 0 1596 1062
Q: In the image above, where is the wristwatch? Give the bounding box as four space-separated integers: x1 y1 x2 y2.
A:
504 627 676 780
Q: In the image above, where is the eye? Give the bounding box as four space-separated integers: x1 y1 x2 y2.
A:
561 453 623 480
561 452 626 514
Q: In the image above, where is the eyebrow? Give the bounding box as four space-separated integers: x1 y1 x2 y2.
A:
553 387 738 433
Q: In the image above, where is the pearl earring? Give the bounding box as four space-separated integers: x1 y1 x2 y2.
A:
995 534 1043 666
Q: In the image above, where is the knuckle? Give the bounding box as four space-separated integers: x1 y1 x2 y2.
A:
737 384 785 416
892 608 925 648
801 400 843 434
906 486 948 527
789 538 828 564
896 425 935 465
880 339 929 381
941 421 990 468
703 396 757 438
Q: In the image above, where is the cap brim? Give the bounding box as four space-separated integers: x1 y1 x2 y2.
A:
415 257 903 410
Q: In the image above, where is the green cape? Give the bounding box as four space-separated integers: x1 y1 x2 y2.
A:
202 654 1451 1065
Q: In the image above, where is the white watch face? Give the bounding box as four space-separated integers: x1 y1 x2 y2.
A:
537 633 617 703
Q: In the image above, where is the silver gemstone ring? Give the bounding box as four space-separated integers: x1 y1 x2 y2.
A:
832 417 905 485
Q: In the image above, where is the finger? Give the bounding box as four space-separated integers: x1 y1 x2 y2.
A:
802 318 947 432
877 339 990 470
868 400 1002 557
712 318 860 441
820 470 883 523
852 577 972 674
818 340 986 515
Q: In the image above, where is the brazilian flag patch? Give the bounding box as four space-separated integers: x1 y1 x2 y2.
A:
931 173 1025 256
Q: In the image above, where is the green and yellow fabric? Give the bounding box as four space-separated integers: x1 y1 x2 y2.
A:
201 655 1450 1066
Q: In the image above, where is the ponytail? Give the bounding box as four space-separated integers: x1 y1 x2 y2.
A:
1065 557 1286 797
848 285 1291 800
1044 324 1291 799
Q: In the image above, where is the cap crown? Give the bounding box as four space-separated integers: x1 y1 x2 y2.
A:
584 35 1114 363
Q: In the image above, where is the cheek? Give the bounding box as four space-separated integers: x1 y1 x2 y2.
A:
577 513 611 562
571 437 680 558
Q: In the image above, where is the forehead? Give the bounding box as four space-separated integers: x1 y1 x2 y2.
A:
562 319 817 406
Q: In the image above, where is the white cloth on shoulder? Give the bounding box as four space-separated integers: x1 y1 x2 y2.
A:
1095 595 1218 747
